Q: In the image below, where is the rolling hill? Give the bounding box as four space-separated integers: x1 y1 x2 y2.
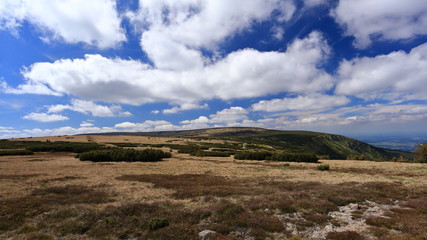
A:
90 127 411 160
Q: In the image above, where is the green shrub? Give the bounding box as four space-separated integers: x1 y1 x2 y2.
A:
415 143 427 163
148 218 169 231
109 143 140 147
317 164 330 171
79 148 170 162
176 144 201 154
270 152 319 163
234 151 272 160
235 151 318 163
26 142 101 153
0 150 34 156
190 150 231 157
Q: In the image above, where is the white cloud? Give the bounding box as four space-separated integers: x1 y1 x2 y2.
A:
331 0 427 48
22 113 69 122
181 107 249 125
114 122 137 129
162 103 208 114
80 121 94 127
209 107 249 123
6 32 333 110
335 42 427 100
0 0 125 48
271 26 284 40
2 102 427 139
114 120 178 132
126 0 296 70
251 94 349 112
47 99 132 117
2 79 61 96
0 126 19 134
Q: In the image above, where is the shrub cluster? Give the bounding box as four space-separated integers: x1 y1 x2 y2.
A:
148 218 169 231
0 150 34 156
317 164 330 171
109 143 140 147
346 155 367 160
211 148 235 152
235 151 319 163
415 143 427 163
79 148 171 162
234 151 272 160
270 152 319 163
190 150 231 157
174 144 208 154
26 142 101 153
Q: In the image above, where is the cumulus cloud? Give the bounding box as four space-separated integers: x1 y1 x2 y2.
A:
127 0 296 70
22 113 69 122
162 103 208 114
335 42 427 100
47 99 132 117
331 0 427 48
80 121 94 127
181 107 249 126
0 0 125 48
251 94 349 112
6 32 333 110
114 120 178 132
2 102 427 139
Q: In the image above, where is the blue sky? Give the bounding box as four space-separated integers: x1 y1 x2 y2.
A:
1 0 427 139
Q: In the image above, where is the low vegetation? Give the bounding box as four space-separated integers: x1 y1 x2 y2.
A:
0 130 425 239
190 150 232 157
26 142 102 153
235 151 319 163
0 149 34 156
78 148 171 162
317 164 330 171
415 143 427 163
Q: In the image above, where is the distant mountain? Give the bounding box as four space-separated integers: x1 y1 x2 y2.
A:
89 127 411 160
352 135 427 152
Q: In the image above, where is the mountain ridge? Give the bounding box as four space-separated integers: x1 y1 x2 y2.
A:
83 127 411 160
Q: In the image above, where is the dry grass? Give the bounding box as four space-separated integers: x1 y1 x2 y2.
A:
1 136 426 239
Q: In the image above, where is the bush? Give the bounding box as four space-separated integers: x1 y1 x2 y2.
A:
26 142 101 153
0 150 34 156
235 151 319 163
270 152 319 163
78 148 171 162
415 143 427 163
234 151 272 160
109 143 140 147
317 164 330 171
190 150 231 157
148 218 169 231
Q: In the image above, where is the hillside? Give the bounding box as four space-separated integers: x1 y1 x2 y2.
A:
91 127 409 160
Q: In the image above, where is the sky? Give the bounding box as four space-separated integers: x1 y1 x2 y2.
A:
1 0 427 139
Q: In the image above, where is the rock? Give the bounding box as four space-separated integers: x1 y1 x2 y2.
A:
348 203 360 210
198 230 216 240
324 225 333 231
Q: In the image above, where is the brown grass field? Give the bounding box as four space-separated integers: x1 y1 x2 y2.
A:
1 135 426 239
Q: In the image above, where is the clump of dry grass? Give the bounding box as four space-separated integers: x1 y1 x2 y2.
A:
116 174 270 199
0 184 112 233
326 230 364 240
31 184 112 205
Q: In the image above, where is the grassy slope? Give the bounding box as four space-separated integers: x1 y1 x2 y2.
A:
88 127 410 160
